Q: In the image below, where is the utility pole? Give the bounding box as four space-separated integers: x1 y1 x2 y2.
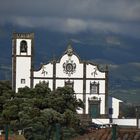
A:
55 123 61 140
112 124 117 140
5 124 8 140
136 106 139 129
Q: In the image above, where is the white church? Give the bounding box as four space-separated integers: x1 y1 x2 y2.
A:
12 33 122 119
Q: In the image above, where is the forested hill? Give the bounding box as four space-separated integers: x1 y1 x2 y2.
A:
0 27 140 104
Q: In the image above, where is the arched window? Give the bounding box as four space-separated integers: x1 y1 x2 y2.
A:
20 40 27 53
90 81 99 94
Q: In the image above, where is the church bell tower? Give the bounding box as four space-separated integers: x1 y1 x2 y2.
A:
12 33 34 92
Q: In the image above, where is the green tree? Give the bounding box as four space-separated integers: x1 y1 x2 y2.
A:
120 103 140 118
1 82 84 139
0 81 15 128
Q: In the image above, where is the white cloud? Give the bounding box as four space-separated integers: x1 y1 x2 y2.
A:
0 0 140 35
106 36 121 46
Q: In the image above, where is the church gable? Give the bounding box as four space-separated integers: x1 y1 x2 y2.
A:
56 44 83 78
34 44 106 80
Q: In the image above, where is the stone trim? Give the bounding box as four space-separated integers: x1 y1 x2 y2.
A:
53 60 56 90
105 65 109 117
30 35 34 88
12 38 17 91
12 33 34 39
83 61 86 114
12 55 32 57
33 77 106 80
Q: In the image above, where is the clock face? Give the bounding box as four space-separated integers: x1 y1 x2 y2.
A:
66 63 73 72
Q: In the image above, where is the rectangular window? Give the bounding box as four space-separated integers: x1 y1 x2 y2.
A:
90 85 97 94
90 81 99 94
21 79 26 84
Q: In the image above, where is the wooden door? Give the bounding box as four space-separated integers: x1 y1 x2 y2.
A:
89 103 100 118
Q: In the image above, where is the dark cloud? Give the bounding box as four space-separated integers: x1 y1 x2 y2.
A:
0 0 140 36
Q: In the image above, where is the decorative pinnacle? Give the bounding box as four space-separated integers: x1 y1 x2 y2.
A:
65 42 73 56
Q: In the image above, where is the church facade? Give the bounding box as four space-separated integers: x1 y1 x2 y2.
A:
12 33 122 119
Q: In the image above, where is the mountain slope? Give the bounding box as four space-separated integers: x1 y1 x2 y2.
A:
0 26 140 104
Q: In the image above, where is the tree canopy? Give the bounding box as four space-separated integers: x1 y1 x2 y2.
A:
0 81 84 139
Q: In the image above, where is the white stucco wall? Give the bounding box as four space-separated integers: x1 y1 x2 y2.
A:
14 42 114 118
33 79 53 91
34 63 53 78
73 80 83 93
113 119 137 126
86 64 105 78
76 94 84 114
56 54 83 78
99 95 105 114
16 57 31 92
56 80 65 88
109 97 122 118
92 118 139 127
92 119 110 124
32 52 107 117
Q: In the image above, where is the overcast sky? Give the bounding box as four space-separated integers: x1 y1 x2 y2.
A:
0 0 140 36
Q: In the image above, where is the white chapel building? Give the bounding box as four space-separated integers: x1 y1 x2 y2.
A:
12 33 122 119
